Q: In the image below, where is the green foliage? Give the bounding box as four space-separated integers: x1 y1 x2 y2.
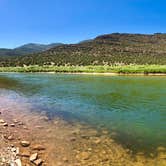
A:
0 65 165 74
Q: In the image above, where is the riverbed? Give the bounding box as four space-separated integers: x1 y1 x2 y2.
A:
0 73 166 165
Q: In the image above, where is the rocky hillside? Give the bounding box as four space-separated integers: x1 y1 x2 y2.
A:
0 33 166 66
0 43 63 56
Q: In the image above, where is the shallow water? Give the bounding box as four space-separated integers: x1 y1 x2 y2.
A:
0 73 166 154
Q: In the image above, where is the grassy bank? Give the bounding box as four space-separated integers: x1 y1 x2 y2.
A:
0 65 166 74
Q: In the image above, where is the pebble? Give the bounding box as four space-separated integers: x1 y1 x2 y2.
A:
70 137 76 142
13 119 18 123
10 124 15 127
8 135 14 140
62 157 68 162
3 122 8 126
94 138 101 144
33 158 43 165
76 152 90 160
30 153 38 162
20 141 30 147
0 119 5 123
14 159 22 166
18 122 24 125
23 126 28 130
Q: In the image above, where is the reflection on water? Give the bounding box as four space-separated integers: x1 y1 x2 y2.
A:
0 73 166 154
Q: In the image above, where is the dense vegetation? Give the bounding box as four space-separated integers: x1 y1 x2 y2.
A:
0 33 166 67
0 65 165 74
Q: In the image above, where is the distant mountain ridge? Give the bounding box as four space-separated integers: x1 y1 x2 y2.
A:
0 33 166 66
0 43 63 56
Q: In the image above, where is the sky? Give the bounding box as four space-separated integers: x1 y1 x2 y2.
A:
0 0 166 48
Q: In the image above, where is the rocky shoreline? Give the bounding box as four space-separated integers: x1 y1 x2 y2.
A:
0 98 166 166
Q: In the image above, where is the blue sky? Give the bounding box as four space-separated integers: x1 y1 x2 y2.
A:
0 0 166 48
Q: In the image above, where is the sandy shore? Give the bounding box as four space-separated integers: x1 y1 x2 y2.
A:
0 97 166 166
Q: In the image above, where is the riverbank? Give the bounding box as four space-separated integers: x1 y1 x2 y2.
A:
0 96 166 166
0 65 166 75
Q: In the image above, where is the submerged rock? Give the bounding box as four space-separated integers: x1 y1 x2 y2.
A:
20 141 30 147
76 152 90 160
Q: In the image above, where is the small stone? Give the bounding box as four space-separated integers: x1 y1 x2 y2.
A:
18 122 24 125
3 122 8 126
13 119 18 123
94 138 101 144
14 159 22 166
56 162 63 166
35 126 43 129
102 130 109 134
70 137 76 141
33 159 43 165
62 157 68 162
30 153 38 162
23 126 28 129
8 135 14 140
76 152 90 160
10 124 15 127
32 144 45 151
0 119 5 123
20 141 30 147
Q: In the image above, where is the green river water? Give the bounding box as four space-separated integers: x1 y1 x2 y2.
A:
0 73 165 155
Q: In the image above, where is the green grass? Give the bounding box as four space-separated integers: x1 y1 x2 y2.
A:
0 65 166 74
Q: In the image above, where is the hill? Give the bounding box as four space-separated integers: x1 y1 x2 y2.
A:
0 33 166 66
0 43 63 56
